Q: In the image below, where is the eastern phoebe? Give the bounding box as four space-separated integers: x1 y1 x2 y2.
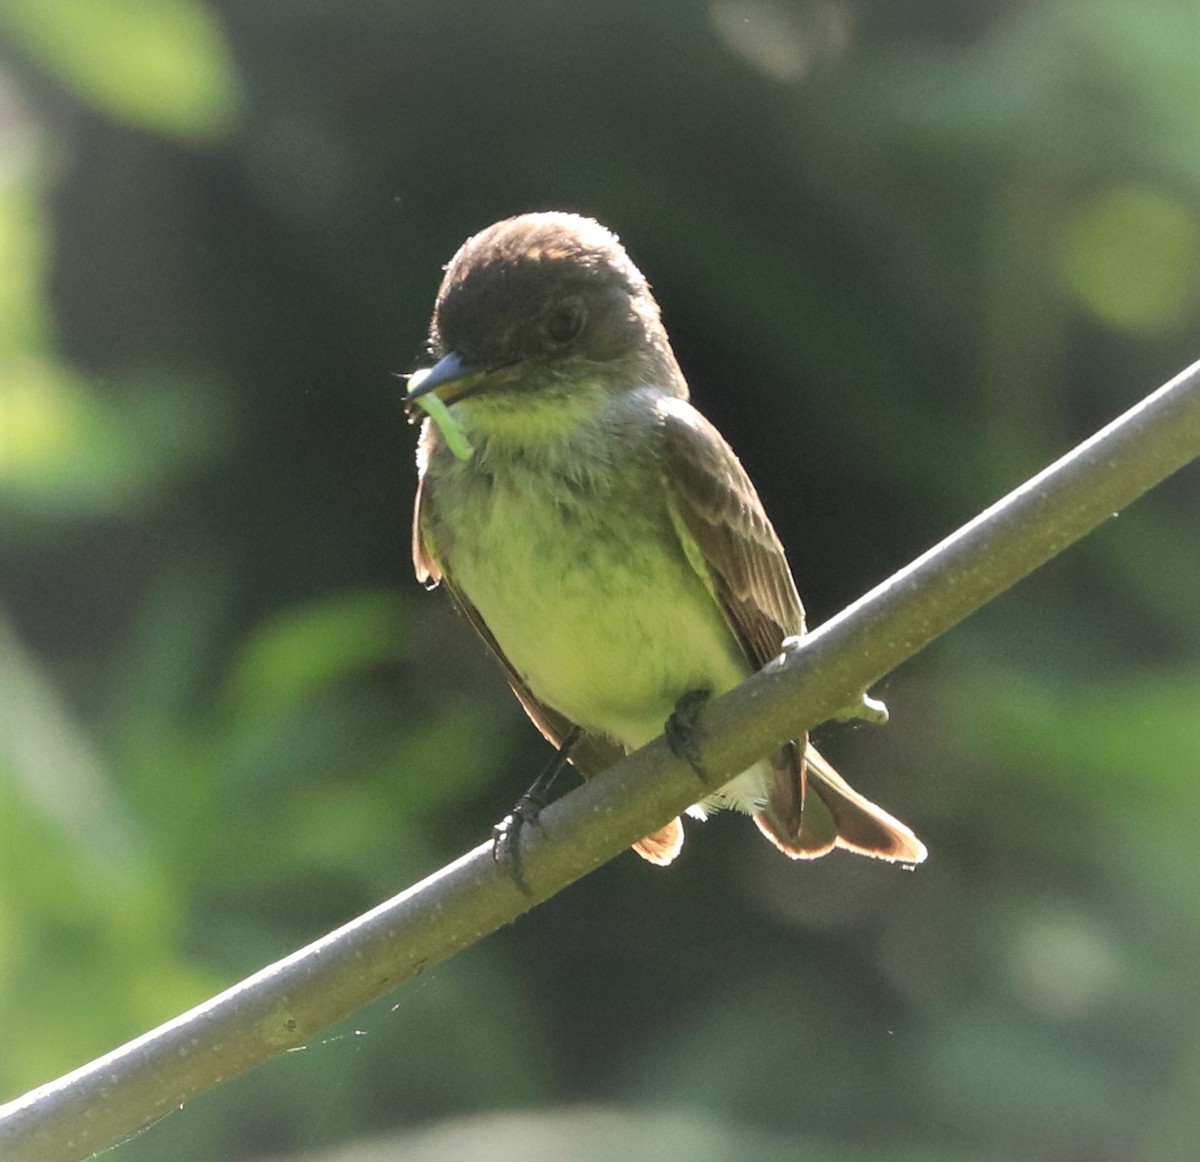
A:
405 212 925 867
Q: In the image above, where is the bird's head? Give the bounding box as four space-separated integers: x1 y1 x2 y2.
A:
404 213 683 427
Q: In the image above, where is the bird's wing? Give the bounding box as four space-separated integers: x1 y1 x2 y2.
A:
412 458 682 864
657 397 924 864
655 396 813 843
655 397 805 666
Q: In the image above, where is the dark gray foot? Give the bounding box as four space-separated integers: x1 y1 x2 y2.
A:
491 727 582 893
665 688 712 785
492 795 544 895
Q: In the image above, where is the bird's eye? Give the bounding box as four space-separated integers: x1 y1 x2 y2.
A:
544 299 586 347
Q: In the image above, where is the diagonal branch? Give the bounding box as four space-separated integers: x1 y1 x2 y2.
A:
3 357 1200 1162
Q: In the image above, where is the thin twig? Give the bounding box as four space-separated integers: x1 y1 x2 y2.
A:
2 357 1199 1162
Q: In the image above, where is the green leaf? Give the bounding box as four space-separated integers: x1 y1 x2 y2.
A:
224 592 409 723
2 0 239 140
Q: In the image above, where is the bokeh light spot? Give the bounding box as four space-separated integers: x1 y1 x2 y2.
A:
1058 184 1198 333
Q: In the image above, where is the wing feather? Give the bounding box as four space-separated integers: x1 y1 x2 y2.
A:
656 398 803 664
657 397 924 864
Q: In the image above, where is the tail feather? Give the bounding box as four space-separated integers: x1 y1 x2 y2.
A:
756 744 926 865
631 745 924 867
633 817 685 865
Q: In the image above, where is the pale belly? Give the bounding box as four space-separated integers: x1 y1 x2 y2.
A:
446 477 751 750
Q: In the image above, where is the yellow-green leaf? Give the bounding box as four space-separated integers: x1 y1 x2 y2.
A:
2 0 240 141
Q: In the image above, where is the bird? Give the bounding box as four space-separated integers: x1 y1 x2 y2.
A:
404 211 925 867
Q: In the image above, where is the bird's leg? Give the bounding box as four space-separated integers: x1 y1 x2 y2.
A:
772 636 889 725
493 726 582 889
665 688 712 785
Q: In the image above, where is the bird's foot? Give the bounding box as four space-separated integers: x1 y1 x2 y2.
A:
492 792 547 895
491 728 581 894
665 688 712 785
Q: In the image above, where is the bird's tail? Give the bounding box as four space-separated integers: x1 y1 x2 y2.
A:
755 742 926 864
633 818 685 865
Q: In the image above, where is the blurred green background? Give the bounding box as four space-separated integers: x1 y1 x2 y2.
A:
2 2 1199 1160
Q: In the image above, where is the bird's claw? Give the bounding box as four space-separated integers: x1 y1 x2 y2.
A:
492 792 546 895
665 688 712 785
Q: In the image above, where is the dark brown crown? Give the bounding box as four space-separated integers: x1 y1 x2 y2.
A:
428 212 670 376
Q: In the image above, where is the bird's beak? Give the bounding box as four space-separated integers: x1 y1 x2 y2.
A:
403 351 485 408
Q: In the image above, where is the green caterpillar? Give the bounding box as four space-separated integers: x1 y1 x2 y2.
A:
408 370 475 461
